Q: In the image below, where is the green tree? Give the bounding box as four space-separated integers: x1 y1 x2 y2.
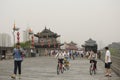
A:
20 41 31 48
110 48 120 57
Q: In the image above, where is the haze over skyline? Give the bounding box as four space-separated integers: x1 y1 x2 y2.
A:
0 0 120 49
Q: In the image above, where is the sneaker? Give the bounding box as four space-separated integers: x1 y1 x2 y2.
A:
109 74 112 77
19 75 21 79
105 74 109 77
11 74 16 79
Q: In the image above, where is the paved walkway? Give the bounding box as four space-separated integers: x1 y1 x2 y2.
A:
0 56 119 80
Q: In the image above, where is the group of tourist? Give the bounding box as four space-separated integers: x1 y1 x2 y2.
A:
10 43 112 79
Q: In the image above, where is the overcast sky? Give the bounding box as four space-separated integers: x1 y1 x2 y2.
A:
0 0 120 49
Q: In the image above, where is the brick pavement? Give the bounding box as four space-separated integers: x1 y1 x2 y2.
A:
0 56 119 80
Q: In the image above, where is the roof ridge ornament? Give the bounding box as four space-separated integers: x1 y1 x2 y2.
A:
45 26 47 30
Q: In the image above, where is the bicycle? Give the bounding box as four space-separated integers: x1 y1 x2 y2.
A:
64 58 70 70
57 59 64 75
89 60 96 75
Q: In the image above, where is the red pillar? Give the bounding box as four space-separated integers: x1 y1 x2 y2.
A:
17 32 20 44
31 35 34 48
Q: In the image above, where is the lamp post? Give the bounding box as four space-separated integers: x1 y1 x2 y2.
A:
17 32 20 44
31 35 34 48
12 22 19 47
29 28 35 57
28 28 34 48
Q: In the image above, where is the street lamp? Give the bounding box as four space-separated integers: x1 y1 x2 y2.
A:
28 28 34 48
12 22 19 47
28 28 35 57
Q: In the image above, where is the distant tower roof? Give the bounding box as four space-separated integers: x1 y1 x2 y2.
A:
61 41 78 50
34 27 60 38
68 41 77 45
85 38 97 46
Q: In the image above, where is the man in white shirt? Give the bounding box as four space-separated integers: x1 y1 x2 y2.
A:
105 47 112 77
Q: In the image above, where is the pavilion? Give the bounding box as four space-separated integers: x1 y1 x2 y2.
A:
82 38 97 53
34 27 61 56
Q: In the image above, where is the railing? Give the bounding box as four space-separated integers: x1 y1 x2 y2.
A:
111 56 120 76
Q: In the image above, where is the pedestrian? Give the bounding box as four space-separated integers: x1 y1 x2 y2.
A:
86 51 90 58
80 50 84 58
104 47 112 77
1 50 6 60
97 50 101 59
11 43 23 79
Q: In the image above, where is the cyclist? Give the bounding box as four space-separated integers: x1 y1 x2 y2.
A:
88 50 97 70
55 50 65 70
63 50 70 70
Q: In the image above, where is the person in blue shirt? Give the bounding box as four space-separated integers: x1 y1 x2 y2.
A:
11 43 23 79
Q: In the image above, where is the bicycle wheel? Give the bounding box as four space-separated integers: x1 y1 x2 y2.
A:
66 62 70 70
66 65 69 70
89 65 93 75
57 64 60 75
61 65 64 74
94 68 96 74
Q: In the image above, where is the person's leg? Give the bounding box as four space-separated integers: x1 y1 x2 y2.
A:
61 59 64 67
108 69 111 76
108 63 112 77
18 61 21 74
95 61 97 69
105 63 109 76
11 61 17 78
14 61 17 75
94 60 97 69
18 61 22 79
105 68 108 75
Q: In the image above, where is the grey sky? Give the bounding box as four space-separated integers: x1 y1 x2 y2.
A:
0 0 120 48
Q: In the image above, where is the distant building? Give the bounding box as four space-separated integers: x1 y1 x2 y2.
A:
34 27 61 56
82 38 97 53
108 42 120 49
34 27 61 48
0 33 11 47
61 41 78 50
23 27 31 42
